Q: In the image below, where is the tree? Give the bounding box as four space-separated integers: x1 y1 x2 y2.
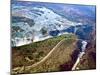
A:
40 27 47 35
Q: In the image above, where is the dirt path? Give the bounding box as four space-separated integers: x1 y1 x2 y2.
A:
12 38 77 74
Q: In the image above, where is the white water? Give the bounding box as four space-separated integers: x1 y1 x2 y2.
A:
14 35 52 47
72 40 87 70
13 31 69 47
81 40 88 52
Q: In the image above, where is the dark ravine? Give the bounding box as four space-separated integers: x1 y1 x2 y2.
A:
59 39 88 71
59 24 95 70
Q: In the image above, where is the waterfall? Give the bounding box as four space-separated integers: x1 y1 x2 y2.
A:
72 40 88 70
74 27 77 34
81 40 87 52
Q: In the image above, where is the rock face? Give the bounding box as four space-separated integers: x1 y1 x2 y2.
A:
11 1 96 47
12 1 85 47
61 24 95 40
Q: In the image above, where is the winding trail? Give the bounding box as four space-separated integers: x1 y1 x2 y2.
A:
12 38 77 74
12 38 87 74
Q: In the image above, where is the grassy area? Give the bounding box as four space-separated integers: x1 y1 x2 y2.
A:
24 39 77 73
12 34 77 74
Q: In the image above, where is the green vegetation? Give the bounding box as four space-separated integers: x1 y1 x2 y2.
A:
40 27 48 35
12 34 77 74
